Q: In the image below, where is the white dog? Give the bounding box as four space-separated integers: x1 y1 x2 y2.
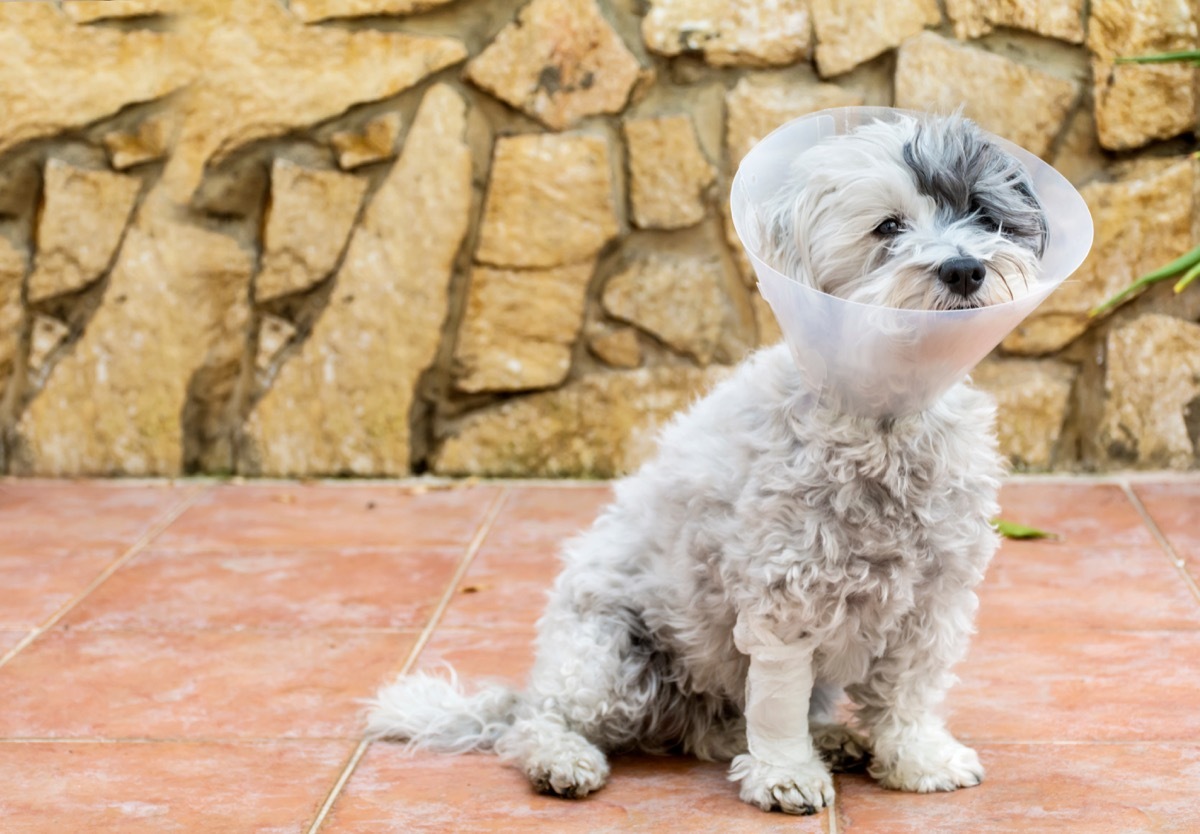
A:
369 114 1046 814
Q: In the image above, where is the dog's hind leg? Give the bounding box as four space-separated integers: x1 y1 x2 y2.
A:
495 602 655 798
498 711 610 798
808 683 869 773
682 706 747 762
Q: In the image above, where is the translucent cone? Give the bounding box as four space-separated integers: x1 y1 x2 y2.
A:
730 107 1093 419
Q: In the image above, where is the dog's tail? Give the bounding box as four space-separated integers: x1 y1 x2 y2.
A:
366 668 522 753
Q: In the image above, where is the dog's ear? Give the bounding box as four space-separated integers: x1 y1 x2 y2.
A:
976 141 1049 259
757 162 815 284
1010 175 1048 258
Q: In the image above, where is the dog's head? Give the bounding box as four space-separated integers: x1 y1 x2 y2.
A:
759 114 1047 311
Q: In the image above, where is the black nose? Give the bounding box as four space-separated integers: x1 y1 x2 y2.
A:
938 257 986 297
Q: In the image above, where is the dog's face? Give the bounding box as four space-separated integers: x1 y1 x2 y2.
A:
761 115 1048 311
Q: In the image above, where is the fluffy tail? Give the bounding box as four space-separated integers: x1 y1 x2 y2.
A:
366 668 522 753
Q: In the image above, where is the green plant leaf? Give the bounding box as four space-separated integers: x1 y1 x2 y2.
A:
1115 49 1200 65
1090 244 1200 318
993 518 1060 540
1128 244 1200 284
1174 260 1200 294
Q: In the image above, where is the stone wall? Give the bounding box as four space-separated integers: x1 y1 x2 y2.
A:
0 0 1197 478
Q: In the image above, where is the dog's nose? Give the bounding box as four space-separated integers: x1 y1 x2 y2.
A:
937 257 986 297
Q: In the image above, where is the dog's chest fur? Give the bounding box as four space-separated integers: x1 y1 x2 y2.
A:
589 345 1003 699
769 449 992 686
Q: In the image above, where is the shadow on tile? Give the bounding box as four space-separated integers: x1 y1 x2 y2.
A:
837 743 1200 833
325 747 826 833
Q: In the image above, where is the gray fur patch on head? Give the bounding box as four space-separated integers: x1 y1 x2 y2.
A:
901 117 1048 257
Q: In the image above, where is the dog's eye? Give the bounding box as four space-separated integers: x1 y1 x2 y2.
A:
977 213 1001 233
873 217 904 237
970 199 1001 233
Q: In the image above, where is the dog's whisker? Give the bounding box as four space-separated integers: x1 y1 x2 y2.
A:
997 267 1014 301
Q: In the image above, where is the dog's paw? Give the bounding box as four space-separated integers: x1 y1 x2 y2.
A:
811 722 869 773
870 734 983 793
729 753 834 815
523 736 610 799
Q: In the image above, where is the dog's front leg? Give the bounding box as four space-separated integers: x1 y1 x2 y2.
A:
848 588 984 793
728 619 833 815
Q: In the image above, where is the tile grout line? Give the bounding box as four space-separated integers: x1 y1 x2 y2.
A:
1120 481 1200 607
0 736 370 744
32 624 1195 637
10 736 1200 746
0 485 211 671
397 486 512 676
304 486 511 834
955 738 1200 746
28 623 1199 636
19 627 428 636
305 738 370 834
1001 471 1200 485
19 472 1200 488
974 626 1200 633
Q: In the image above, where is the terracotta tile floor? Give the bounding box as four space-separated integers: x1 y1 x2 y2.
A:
1 477 1198 833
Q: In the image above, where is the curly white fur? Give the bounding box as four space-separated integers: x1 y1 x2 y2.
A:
371 114 1034 814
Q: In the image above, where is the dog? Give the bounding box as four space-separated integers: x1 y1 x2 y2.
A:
369 113 1047 814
